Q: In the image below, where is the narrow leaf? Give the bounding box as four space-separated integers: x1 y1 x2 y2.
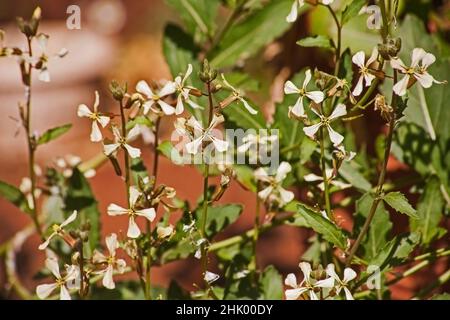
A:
0 180 32 214
38 124 72 145
383 192 418 219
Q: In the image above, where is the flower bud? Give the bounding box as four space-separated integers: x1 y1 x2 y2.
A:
109 80 127 101
198 59 218 83
378 37 401 60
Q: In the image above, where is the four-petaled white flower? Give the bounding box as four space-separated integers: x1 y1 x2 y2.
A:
284 70 324 118
391 48 444 96
92 233 126 289
32 33 68 82
284 262 333 300
254 162 294 206
173 64 202 115
352 48 378 96
221 74 258 115
359 5 382 30
303 103 347 146
36 257 79 300
323 264 357 300
103 125 141 159
107 186 156 238
180 115 229 155
77 91 110 142
38 210 78 250
136 80 176 115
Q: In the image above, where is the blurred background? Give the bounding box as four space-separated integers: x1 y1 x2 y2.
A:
0 0 449 299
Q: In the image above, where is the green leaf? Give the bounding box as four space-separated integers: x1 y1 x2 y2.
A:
297 35 333 49
64 168 101 252
157 141 184 165
126 116 152 131
339 162 372 192
162 24 204 120
297 203 347 249
383 192 418 219
355 193 392 261
210 0 299 68
37 124 72 145
431 293 450 300
411 176 445 245
196 204 243 238
259 265 283 299
166 0 219 43
0 180 32 214
341 0 366 26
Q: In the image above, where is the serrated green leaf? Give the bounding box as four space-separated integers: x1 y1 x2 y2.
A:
341 0 366 26
297 35 333 49
0 180 32 214
210 0 299 68
297 203 347 249
383 192 418 219
37 124 72 145
411 176 445 245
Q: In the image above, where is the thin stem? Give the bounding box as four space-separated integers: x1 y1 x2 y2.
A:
119 100 131 206
326 5 341 73
346 70 398 266
24 37 43 239
319 127 332 217
250 181 261 273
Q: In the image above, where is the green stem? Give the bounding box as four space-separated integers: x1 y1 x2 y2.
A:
346 70 398 266
319 127 332 217
24 37 43 239
250 182 261 273
325 4 341 73
210 0 245 50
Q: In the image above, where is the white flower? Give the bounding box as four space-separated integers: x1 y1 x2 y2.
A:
359 5 382 30
323 264 357 300
92 233 126 289
38 211 78 250
136 80 176 115
182 114 229 155
36 257 79 300
304 168 352 191
237 133 278 153
157 225 174 239
303 103 347 146
284 70 324 118
204 271 220 284
391 48 445 96
285 262 335 300
333 144 356 162
221 74 258 115
103 125 141 159
254 162 294 206
32 33 68 82
77 91 110 142
352 47 378 96
107 186 156 238
173 64 202 114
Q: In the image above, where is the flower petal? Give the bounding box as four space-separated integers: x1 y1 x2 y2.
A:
46 257 61 278
127 217 141 238
258 186 273 200
276 162 292 182
136 80 153 97
303 123 322 139
158 100 176 115
77 104 92 118
393 75 410 96
102 265 115 289
352 51 366 68
124 143 141 159
286 0 299 23
285 288 307 300
107 203 128 216
239 97 258 115
103 143 120 156
329 103 347 120
158 81 177 97
60 285 71 300
343 267 357 283
305 90 324 104
61 210 78 228
105 233 118 257
278 187 294 204
299 262 312 282
90 121 102 142
36 283 58 300
97 116 110 128
135 208 156 222
284 80 299 94
302 69 312 89
352 75 364 96
327 124 344 146
284 273 298 288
